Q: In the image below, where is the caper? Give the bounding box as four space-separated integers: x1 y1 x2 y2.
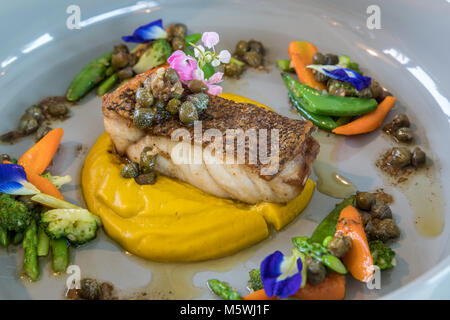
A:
370 201 393 220
187 93 209 113
305 255 326 286
327 234 352 258
391 113 410 129
0 154 10 162
235 41 248 57
111 52 129 70
361 211 372 226
166 98 181 115
369 79 383 99
248 40 265 55
25 105 44 122
314 71 328 83
140 147 157 174
35 125 52 141
394 127 413 142
224 61 244 77
48 103 68 117
135 87 154 108
411 147 426 168
134 171 157 185
153 99 166 110
164 68 180 85
243 51 262 67
18 114 39 134
167 23 186 40
117 67 134 80
79 279 101 300
188 79 209 93
179 101 198 125
133 108 155 129
120 162 139 178
356 192 375 211
375 218 400 242
356 87 373 98
312 52 326 65
171 36 185 51
325 53 339 65
113 44 129 54
387 147 411 168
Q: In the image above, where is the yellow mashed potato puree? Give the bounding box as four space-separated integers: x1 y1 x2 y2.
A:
81 94 315 262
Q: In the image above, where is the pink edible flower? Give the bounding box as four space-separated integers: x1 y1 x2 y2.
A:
167 50 198 82
201 32 220 49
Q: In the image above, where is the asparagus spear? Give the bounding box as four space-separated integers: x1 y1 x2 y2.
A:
51 238 69 273
0 226 9 247
23 220 39 281
37 225 50 257
66 51 112 101
97 73 118 96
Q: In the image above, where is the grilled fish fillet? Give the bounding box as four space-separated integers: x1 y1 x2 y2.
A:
102 70 319 204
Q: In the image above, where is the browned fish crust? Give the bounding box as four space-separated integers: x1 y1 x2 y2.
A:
102 70 319 181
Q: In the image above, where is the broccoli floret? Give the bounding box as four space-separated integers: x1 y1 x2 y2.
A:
41 172 72 189
132 39 173 74
248 268 263 291
40 209 101 245
369 240 396 270
0 194 34 232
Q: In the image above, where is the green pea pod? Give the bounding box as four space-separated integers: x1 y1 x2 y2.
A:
185 33 202 46
299 83 378 116
37 225 50 257
105 66 115 77
66 51 112 101
51 238 69 273
0 226 9 247
288 93 338 131
23 221 39 281
322 254 347 274
97 73 118 96
207 279 242 300
309 196 356 244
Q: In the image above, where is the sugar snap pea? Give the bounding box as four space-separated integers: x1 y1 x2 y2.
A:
309 196 356 244
37 225 50 257
23 220 39 281
97 73 118 96
0 226 9 247
207 279 242 300
66 51 112 101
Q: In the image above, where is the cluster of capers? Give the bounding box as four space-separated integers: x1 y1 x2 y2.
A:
120 146 158 185
224 40 266 78
383 113 413 143
133 69 209 129
385 146 426 170
355 192 401 242
0 97 71 144
111 44 137 81
166 23 187 51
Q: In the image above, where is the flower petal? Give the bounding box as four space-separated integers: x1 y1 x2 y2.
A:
194 45 205 58
168 50 198 82
218 50 231 64
201 32 219 48
207 72 223 84
206 84 222 96
122 19 167 43
211 58 220 67
0 164 39 195
307 64 371 91
192 68 205 81
260 250 305 298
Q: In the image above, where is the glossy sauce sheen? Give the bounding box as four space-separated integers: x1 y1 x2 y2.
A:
81 94 315 262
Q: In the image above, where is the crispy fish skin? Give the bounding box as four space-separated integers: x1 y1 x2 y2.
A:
102 69 319 204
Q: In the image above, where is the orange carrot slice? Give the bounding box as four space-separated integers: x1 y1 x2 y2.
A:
335 205 373 282
291 272 346 300
243 289 277 300
332 96 396 135
26 171 64 200
18 128 64 175
288 41 327 91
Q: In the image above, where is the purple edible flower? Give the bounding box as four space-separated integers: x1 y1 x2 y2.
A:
260 249 305 298
0 163 39 195
122 19 167 43
307 64 371 91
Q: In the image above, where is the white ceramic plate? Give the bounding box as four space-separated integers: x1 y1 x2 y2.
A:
1 0 449 299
